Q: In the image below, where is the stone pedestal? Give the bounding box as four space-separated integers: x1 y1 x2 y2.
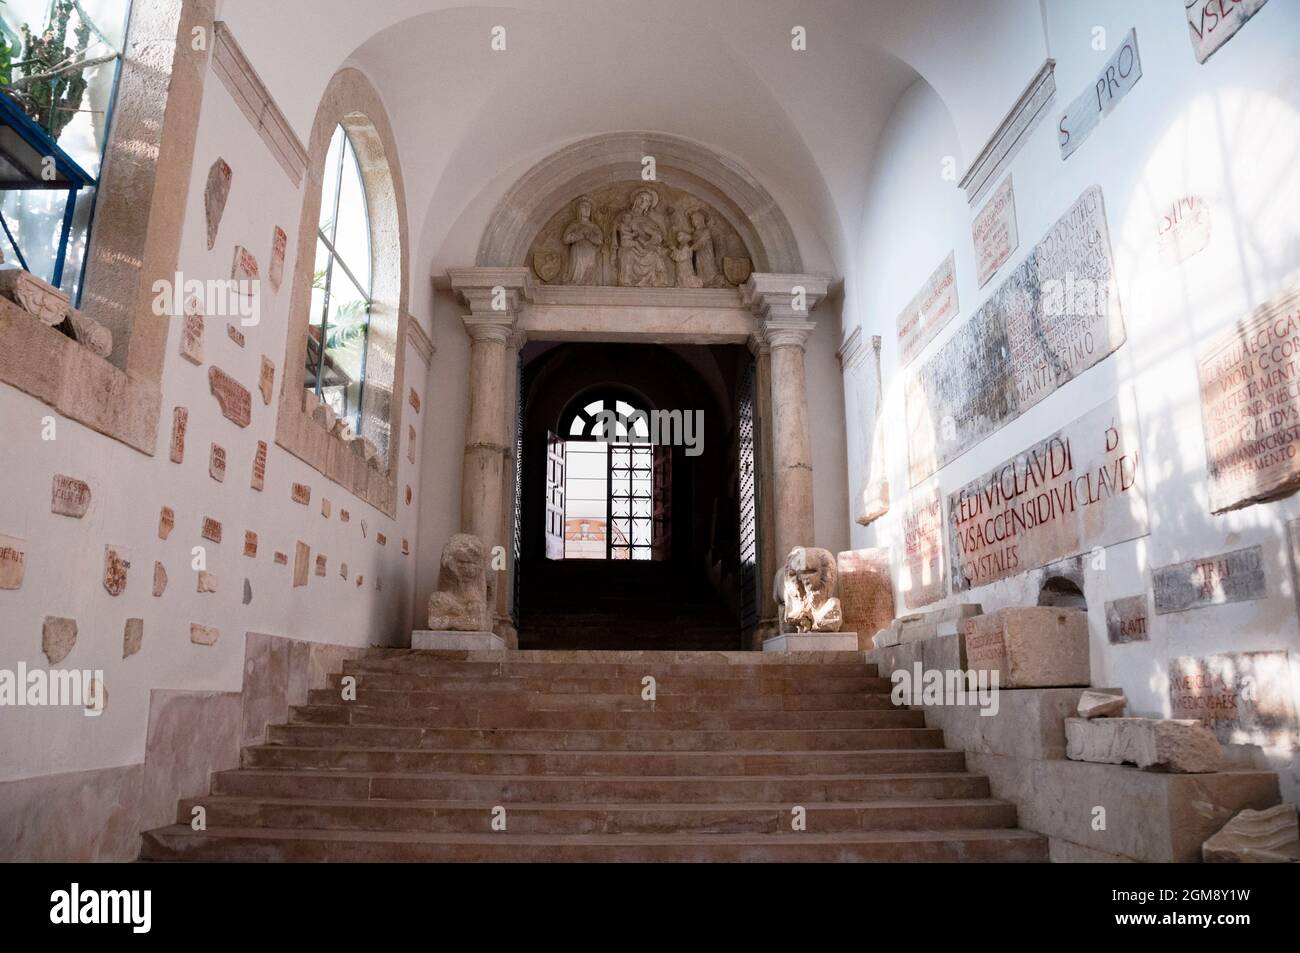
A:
412 630 507 651
962 606 1089 687
762 631 859 652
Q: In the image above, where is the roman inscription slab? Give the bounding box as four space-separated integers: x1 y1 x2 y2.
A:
42 616 77 664
314 553 327 577
836 549 893 643
1157 195 1211 267
226 323 245 348
103 545 129 596
180 303 204 365
251 440 267 491
906 186 1124 485
243 531 258 558
293 541 309 587
409 387 421 414
197 571 218 593
269 226 287 291
0 534 26 589
973 175 1018 288
408 425 417 464
1153 545 1266 614
51 474 91 517
1197 286 1300 513
902 487 946 608
190 623 220 646
1058 28 1142 159
321 498 332 519
1105 594 1150 644
947 397 1148 591
377 533 387 546
259 356 275 405
201 517 222 544
291 483 311 505
204 158 232 250
153 561 167 597
273 551 287 566
159 506 175 540
1170 650 1297 748
123 618 144 659
209 443 227 482
170 407 188 463
896 252 959 366
232 245 259 283
209 366 252 427
1187 0 1270 64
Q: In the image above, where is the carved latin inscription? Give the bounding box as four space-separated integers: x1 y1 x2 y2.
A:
209 366 252 427
902 488 946 609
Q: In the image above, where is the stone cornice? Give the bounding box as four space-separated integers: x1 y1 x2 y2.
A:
837 325 866 373
448 266 534 315
958 59 1056 207
405 313 435 365
741 272 831 323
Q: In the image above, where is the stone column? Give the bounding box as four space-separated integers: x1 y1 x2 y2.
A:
749 337 779 646
742 274 829 572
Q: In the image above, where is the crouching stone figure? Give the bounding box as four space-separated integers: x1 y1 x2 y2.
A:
427 533 492 631
774 546 843 633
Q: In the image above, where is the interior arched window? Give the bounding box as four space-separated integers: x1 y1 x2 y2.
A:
305 124 373 435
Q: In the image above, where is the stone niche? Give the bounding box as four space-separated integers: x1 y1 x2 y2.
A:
526 182 753 288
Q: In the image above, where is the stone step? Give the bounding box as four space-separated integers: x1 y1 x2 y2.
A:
344 658 880 678
325 672 892 694
176 795 1019 834
263 724 945 752
240 745 967 776
304 688 898 711
288 704 926 731
361 648 864 665
140 825 1048 862
211 769 994 803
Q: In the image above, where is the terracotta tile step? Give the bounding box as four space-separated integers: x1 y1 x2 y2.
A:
211 769 993 802
175 795 1019 834
325 672 893 694
264 724 945 752
240 745 967 776
362 649 866 665
304 688 898 712
288 704 926 731
139 825 1049 862
345 659 880 678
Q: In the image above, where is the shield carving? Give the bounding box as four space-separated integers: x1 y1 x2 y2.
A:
723 256 752 285
532 250 563 283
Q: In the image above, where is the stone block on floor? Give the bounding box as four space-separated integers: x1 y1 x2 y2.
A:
411 630 507 651
925 687 1121 760
762 632 859 652
1065 717 1222 773
962 607 1089 688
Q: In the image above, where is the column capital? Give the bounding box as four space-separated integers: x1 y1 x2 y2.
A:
741 272 831 322
447 266 534 316
759 318 816 350
462 314 516 345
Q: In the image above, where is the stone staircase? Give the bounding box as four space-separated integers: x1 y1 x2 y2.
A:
140 650 1048 861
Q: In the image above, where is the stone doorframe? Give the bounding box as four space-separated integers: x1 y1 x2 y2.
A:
446 268 830 647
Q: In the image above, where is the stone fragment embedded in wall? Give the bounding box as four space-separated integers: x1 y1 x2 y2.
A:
226 323 245 348
340 509 349 523
1202 805 1300 863
360 520 367 538
197 571 217 593
243 578 252 605
209 443 227 482
340 562 348 580
405 485 412 506
321 498 331 519
1186 0 1270 64
857 334 889 527
427 534 493 631
962 607 1089 688
1157 196 1211 267
1058 28 1142 159
291 483 311 506
377 533 387 546
293 542 309 587
902 487 946 609
896 252 959 366
310 398 337 433
41 616 77 664
201 517 222 544
170 407 188 463
102 545 129 596
259 356 275 405
153 561 167 597
314 554 326 577
190 623 220 646
179 300 204 365
243 531 257 558
356 575 363 587
0 268 71 325
972 175 1018 288
947 397 1147 591
0 534 26 589
232 245 259 284
836 549 893 647
269 226 287 292
1169 651 1299 749
1197 286 1300 513
527 183 752 288
402 538 410 555
273 551 287 565
775 547 842 633
208 366 252 428
67 309 113 358
1152 545 1266 614
50 474 91 518
84 675 106 712
409 388 420 414
1078 690 1126 719
158 506 175 540
122 618 144 659
408 425 416 465
1104 594 1149 644
1065 717 1222 773
251 440 267 491
906 186 1124 485
204 158 232 250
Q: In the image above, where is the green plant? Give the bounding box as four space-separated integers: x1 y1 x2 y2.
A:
3 0 111 141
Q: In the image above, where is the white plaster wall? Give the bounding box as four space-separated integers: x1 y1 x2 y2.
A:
0 58 425 782
846 1 1300 800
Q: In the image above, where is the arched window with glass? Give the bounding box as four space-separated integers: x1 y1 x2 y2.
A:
305 124 373 435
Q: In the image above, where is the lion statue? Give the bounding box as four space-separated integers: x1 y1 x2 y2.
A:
426 533 492 632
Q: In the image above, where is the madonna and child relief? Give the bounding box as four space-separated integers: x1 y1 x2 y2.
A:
529 183 753 288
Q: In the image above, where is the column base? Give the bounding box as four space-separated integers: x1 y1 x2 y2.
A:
762 631 859 652
411 630 507 651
